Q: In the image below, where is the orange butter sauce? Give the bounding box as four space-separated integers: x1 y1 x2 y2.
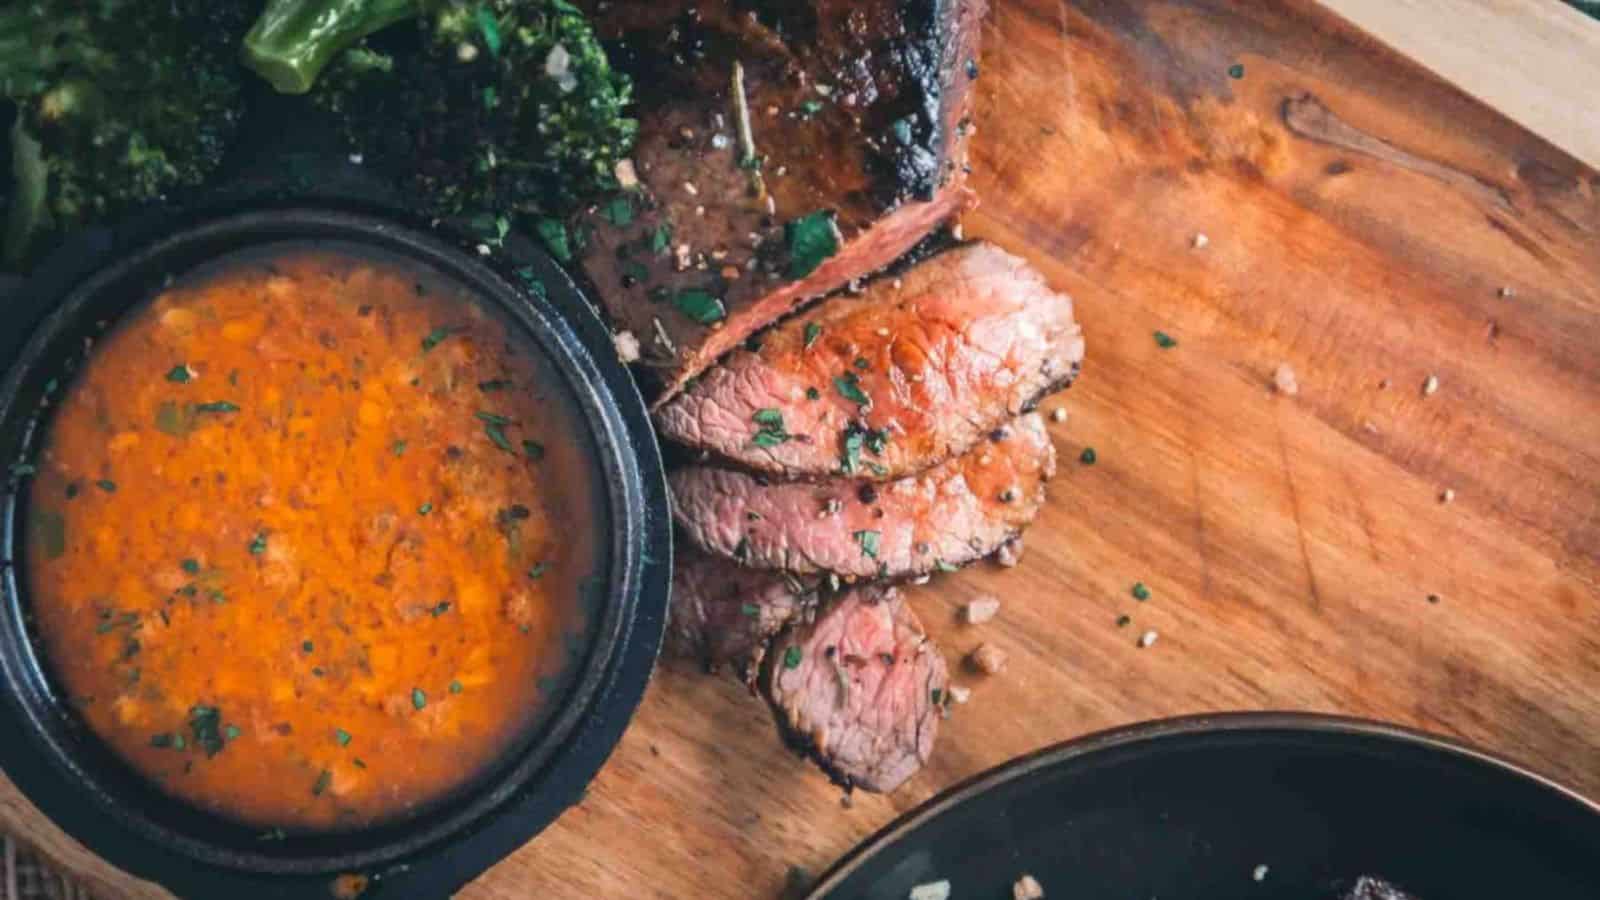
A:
24 244 599 830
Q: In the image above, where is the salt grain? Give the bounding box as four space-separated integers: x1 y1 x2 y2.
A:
995 538 1024 568
968 644 1008 674
1138 629 1159 648
1440 488 1455 504
1050 407 1069 423
1191 232 1209 249
1422 373 1439 396
1498 286 1515 299
1272 363 1299 396
964 596 1001 624
1253 864 1269 882
909 881 951 900
612 331 641 364
682 181 699 196
948 685 971 704
1013 874 1045 900
613 159 639 189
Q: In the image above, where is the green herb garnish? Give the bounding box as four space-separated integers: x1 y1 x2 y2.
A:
1228 63 1244 79
740 603 760 617
166 365 192 383
476 411 510 426
225 725 242 741
193 401 239 414
522 440 545 461
421 326 455 352
803 322 822 349
484 423 514 453
535 218 572 263
478 379 511 392
418 502 433 515
621 260 650 283
1079 447 1097 465
302 640 314 652
248 533 267 555
430 601 451 617
840 426 865 475
673 289 727 325
833 372 869 407
604 195 634 226
782 646 803 670
649 224 673 255
1153 331 1177 349
1131 582 1151 601
190 705 225 758
334 728 352 747
181 558 200 574
854 530 881 559
412 688 427 710
751 408 790 448
528 562 548 579
935 559 960 573
312 769 332 796
392 440 407 456
931 688 942 704
449 681 463 694
805 387 820 401
785 211 840 279
95 479 116 493
798 99 823 118
475 5 502 55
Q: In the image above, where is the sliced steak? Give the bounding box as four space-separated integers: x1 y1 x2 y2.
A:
577 0 985 403
667 545 819 675
763 585 947 792
671 412 1055 577
655 242 1084 479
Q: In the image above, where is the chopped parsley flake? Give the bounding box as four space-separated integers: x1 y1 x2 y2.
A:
166 365 192 383
782 646 803 669
95 479 117 492
189 705 225 758
412 688 427 711
785 211 840 279
1079 447 1097 465
421 326 456 352
803 322 823 348
935 559 960 573
248 533 267 555
180 558 200 574
522 439 545 461
449 680 463 694
1132 582 1151 601
418 502 433 515
1228 63 1245 79
751 408 791 448
478 379 511 392
193 401 239 413
740 603 760 617
604 195 634 226
806 387 820 401
528 562 548 579
673 289 727 325
312 769 332 796
392 440 407 456
854 530 881 559
833 372 870 407
1153 331 1177 349
649 224 673 255
334 728 352 747
535 218 572 263
302 640 314 653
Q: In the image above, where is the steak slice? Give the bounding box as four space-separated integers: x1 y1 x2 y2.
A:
763 586 947 792
667 545 819 676
671 412 1055 577
577 0 985 403
655 242 1084 479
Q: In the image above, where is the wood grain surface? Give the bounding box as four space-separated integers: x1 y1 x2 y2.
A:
4 1 1599 897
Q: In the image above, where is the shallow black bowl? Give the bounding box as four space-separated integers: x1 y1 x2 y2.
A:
0 206 671 898
809 713 1600 899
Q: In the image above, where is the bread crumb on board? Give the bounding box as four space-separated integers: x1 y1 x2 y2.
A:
909 880 951 900
967 643 1009 674
1014 873 1046 899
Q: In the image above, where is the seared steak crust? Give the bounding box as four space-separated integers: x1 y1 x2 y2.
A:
670 412 1055 577
763 586 947 792
655 242 1084 479
577 0 985 401
667 545 819 675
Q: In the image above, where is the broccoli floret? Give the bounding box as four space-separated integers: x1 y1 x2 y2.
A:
243 0 417 95
247 0 636 219
0 2 251 268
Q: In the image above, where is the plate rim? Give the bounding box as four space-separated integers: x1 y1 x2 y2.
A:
804 710 1600 898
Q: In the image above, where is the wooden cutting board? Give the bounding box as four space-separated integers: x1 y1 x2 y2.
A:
4 1 1599 897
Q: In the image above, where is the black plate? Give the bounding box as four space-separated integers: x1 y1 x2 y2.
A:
808 713 1600 900
0 205 672 898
